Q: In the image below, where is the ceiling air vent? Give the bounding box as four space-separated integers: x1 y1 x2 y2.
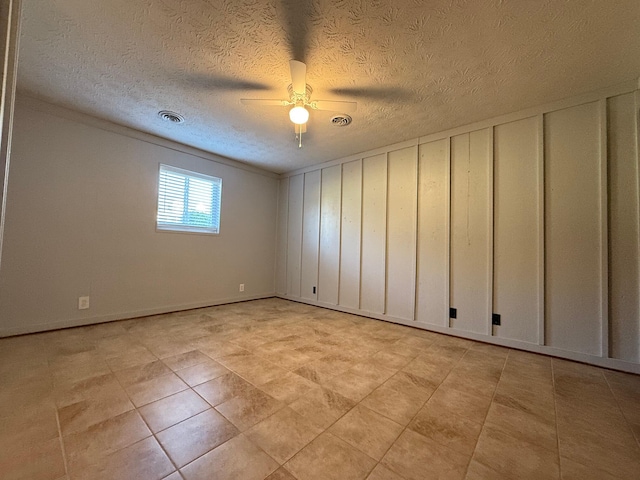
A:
158 110 185 124
330 114 352 126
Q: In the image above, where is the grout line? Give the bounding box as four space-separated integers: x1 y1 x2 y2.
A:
601 371 640 451
550 358 563 477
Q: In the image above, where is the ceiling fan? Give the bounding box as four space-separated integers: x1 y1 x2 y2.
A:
241 60 357 148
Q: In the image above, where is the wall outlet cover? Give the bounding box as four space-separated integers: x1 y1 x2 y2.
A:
78 296 90 310
449 307 457 319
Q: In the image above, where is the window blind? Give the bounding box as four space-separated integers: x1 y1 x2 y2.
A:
157 164 222 234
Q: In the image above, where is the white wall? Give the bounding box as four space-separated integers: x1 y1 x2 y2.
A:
276 80 640 374
0 96 279 336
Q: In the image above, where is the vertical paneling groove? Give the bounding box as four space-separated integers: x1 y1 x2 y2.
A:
487 129 494 336
599 100 609 358
636 90 640 361
384 152 390 315
537 115 545 346
445 138 451 328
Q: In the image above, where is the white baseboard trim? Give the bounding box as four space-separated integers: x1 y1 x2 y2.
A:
277 294 640 375
0 293 276 338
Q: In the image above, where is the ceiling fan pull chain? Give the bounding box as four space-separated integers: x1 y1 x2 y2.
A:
298 129 302 148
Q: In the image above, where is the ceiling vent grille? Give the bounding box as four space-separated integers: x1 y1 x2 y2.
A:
158 110 185 124
330 114 352 126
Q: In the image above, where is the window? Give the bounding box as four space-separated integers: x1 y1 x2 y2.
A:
156 164 222 234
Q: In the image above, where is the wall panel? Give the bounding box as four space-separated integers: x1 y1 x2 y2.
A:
360 154 387 314
301 170 320 300
450 129 491 334
318 165 342 304
339 160 362 309
545 102 602 356
607 93 640 362
416 139 449 326
493 117 540 343
286 174 303 297
275 178 289 294
386 147 418 320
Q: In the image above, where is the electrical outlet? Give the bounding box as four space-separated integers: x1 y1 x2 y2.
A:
239 284 245 292
78 296 90 310
492 313 501 326
312 286 316 294
449 307 457 319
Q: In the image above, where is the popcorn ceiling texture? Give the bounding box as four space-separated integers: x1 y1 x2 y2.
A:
18 0 640 173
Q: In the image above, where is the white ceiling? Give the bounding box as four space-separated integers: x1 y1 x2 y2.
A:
18 0 640 173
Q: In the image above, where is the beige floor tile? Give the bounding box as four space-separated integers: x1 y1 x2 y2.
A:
180 434 279 480
194 372 255 406
360 377 431 426
484 401 557 452
329 404 404 460
285 432 377 480
366 464 405 480
104 347 157 372
257 348 315 370
321 370 382 402
259 371 317 404
54 372 124 408
265 467 297 480
157 408 239 467
246 407 322 464
557 425 640 479
423 386 491 425
195 338 248 359
289 386 355 429
162 473 184 480
70 436 174 480
0 436 66 480
409 403 483 456
401 356 453 386
125 372 189 407
473 425 560 479
175 359 229 387
58 386 134 436
215 387 283 430
64 410 151 471
0 403 59 450
559 456 624 480
294 363 338 384
464 459 511 480
163 350 211 371
381 429 469 480
219 353 288 386
114 360 173 388
139 389 210 433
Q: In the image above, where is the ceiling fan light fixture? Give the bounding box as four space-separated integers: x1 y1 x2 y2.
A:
289 105 309 125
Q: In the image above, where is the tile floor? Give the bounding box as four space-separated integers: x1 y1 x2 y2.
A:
1 298 639 480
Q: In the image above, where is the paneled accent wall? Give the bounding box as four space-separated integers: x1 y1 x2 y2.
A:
277 81 640 373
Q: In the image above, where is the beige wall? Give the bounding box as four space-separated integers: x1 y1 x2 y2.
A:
276 81 640 374
0 96 278 336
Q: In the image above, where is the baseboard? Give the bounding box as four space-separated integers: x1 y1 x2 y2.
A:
277 294 640 375
0 293 276 338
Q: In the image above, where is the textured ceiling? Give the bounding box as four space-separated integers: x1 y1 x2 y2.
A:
18 0 640 173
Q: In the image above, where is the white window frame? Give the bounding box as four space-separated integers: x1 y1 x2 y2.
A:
156 164 222 235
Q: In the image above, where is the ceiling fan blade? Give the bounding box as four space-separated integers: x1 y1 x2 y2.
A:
310 100 357 113
240 99 290 107
289 60 307 95
295 123 307 134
